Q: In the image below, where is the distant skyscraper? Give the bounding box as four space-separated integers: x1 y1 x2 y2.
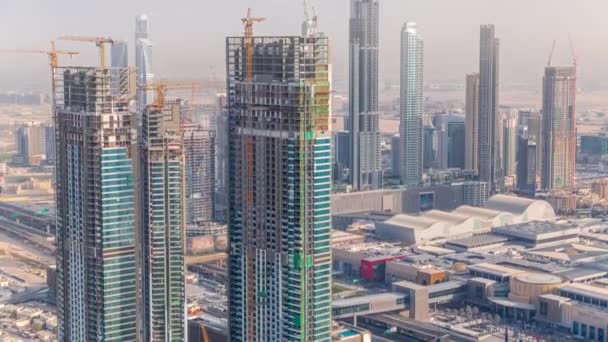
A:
15 125 29 164
519 110 542 177
136 14 154 126
44 124 55 164
391 134 401 177
433 114 464 170
399 22 423 186
478 25 502 194
463 181 489 207
183 124 215 223
111 41 129 97
541 66 577 191
516 126 537 196
349 0 382 190
333 130 351 181
448 120 466 169
138 99 185 341
15 123 47 165
214 93 228 221
423 125 436 169
503 115 517 177
55 66 137 341
111 41 128 67
226 32 332 341
465 73 480 171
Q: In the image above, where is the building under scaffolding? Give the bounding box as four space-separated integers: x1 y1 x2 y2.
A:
54 66 137 341
226 32 332 341
183 123 215 224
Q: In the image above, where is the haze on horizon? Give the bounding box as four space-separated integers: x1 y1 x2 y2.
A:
0 0 606 92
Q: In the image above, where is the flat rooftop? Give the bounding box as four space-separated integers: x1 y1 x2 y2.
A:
332 292 407 309
557 267 608 281
492 221 579 241
468 263 526 277
445 234 511 249
559 283 608 301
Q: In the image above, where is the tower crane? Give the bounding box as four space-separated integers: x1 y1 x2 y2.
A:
139 81 203 110
0 41 79 109
241 8 265 81
547 40 556 66
57 36 115 67
303 0 318 36
0 41 79 70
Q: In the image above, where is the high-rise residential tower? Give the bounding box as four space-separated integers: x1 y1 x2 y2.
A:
391 134 401 177
399 22 423 186
136 14 154 125
55 66 137 341
516 126 538 196
465 73 480 171
503 115 518 177
226 29 332 341
138 99 186 341
447 120 466 169
478 25 503 194
183 124 215 224
349 0 382 190
541 66 576 191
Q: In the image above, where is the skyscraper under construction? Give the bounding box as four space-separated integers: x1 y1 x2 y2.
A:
226 20 332 342
137 98 186 341
55 66 137 341
183 124 215 224
541 66 577 191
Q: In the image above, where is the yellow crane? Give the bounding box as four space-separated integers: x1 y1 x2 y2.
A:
241 8 265 81
0 41 79 70
140 81 203 110
0 41 79 109
57 35 115 67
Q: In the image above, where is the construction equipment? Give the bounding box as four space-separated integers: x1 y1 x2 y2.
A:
0 41 79 111
547 40 556 66
0 41 79 71
139 80 203 110
241 8 265 81
303 0 318 36
57 35 115 67
199 323 210 342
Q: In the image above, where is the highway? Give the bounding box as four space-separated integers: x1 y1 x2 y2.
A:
0 217 55 256
358 314 476 342
0 201 55 234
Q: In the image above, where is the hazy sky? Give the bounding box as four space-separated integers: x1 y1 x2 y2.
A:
1 0 607 92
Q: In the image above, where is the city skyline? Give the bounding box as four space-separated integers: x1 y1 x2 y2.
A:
3 2 608 342
1 1 607 92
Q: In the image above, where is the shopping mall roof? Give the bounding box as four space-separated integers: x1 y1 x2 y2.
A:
485 194 556 220
492 221 579 242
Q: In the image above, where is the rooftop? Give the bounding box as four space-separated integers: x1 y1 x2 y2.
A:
452 205 503 220
513 273 563 285
559 283 608 301
445 234 511 249
485 194 555 218
384 214 440 230
468 263 526 277
492 221 579 241
557 268 608 282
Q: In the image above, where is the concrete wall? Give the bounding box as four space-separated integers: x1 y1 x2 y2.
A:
332 184 466 216
332 189 403 215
